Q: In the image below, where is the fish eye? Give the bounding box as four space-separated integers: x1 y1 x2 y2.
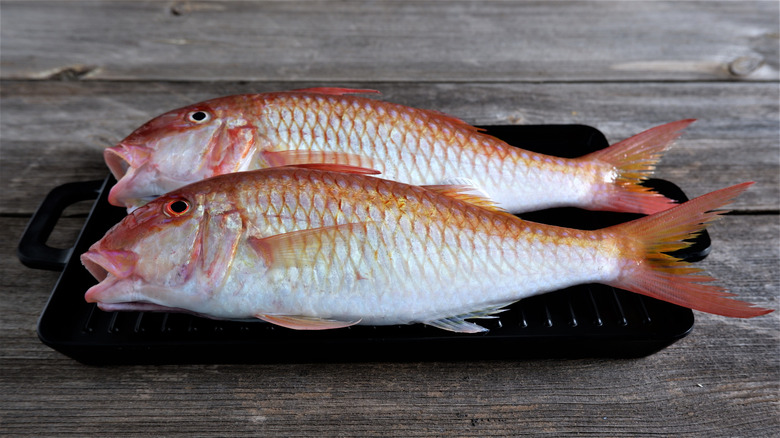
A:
164 199 191 217
187 110 210 123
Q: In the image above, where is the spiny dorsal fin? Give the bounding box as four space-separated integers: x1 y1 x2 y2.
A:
288 87 381 96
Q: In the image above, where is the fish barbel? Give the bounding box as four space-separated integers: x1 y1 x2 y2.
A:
105 87 692 213
82 167 771 332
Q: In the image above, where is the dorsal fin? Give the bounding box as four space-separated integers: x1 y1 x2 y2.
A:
288 87 381 96
423 178 511 216
416 108 486 133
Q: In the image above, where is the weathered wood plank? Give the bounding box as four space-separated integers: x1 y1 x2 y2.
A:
2 80 778 214
1 1 777 82
2 215 777 437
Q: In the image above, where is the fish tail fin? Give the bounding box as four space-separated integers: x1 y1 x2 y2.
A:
608 182 773 318
584 119 696 214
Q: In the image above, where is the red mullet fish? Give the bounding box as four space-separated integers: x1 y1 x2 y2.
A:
104 87 692 213
83 167 771 332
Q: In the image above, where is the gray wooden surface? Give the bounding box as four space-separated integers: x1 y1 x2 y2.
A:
1 1 778 436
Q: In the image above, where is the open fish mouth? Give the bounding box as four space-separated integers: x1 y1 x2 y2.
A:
104 143 161 209
81 251 194 314
81 250 137 282
82 249 140 306
104 146 132 180
82 268 184 314
104 142 153 180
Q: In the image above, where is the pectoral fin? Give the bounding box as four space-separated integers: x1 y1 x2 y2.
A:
256 314 362 330
199 210 243 289
248 222 372 270
262 150 380 174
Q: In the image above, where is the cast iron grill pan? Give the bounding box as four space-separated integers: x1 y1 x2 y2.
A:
20 125 701 364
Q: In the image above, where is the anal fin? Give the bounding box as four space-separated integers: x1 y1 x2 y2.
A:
424 318 489 334
424 301 516 333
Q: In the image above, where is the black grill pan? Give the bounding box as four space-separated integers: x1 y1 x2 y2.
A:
19 125 701 364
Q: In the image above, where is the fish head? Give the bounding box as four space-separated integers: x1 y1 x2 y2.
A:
82 187 243 316
105 96 259 210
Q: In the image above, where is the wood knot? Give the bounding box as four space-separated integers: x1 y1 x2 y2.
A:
47 65 97 81
728 55 764 77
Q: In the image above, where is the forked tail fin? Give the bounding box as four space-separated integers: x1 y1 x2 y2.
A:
584 119 696 214
608 182 773 318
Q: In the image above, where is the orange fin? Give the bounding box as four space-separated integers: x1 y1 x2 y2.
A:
584 119 696 214
199 211 243 289
423 179 511 216
289 87 381 96
262 150 381 175
417 108 485 133
257 314 361 330
248 222 371 270
610 182 773 318
284 163 381 175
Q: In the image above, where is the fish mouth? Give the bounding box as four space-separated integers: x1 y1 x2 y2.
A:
85 279 188 314
81 249 138 282
82 250 195 314
104 146 133 181
106 169 161 211
105 144 158 209
104 146 137 208
85 277 197 315
81 261 179 313
104 143 152 180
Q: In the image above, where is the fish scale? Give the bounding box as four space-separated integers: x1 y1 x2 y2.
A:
263 93 507 186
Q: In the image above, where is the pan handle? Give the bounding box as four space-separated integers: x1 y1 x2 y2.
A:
17 180 105 271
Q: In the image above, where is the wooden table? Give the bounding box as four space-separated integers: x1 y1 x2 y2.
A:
2 1 777 436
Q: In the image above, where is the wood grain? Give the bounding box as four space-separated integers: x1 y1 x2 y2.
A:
1 1 777 82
